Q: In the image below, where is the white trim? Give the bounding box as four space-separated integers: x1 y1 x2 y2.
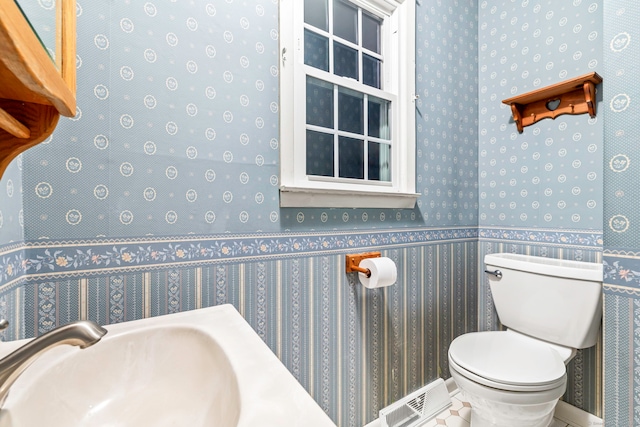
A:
351 0 404 17
280 186 418 208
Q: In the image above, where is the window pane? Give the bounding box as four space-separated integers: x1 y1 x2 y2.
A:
362 13 381 53
338 87 363 134
307 130 334 177
368 142 391 181
368 96 390 139
334 41 358 80
307 77 334 128
305 0 328 31
363 54 381 89
304 29 329 71
333 0 357 44
339 136 364 179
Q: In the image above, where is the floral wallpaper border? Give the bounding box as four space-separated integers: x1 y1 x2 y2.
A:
479 227 603 247
603 254 640 291
0 228 476 289
0 227 606 291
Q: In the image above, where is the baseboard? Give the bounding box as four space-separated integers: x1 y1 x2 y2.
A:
553 400 603 427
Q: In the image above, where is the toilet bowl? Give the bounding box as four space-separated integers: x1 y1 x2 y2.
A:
448 253 603 427
448 330 570 427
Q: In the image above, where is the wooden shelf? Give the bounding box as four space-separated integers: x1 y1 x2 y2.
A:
502 72 603 133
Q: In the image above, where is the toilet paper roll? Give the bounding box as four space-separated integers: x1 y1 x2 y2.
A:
358 257 397 289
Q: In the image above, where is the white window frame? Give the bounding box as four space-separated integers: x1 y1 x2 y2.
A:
279 0 417 208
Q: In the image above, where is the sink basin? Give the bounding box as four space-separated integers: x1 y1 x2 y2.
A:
0 305 335 427
0 326 239 426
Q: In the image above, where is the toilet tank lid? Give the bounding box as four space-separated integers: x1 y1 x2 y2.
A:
484 253 602 282
448 331 566 387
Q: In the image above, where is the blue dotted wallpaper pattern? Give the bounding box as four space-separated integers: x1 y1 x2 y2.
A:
0 0 480 243
23 0 283 239
416 0 479 226
601 1 640 426
0 158 22 244
602 2 640 248
478 0 603 231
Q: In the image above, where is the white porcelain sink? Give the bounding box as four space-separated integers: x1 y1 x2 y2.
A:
0 305 336 427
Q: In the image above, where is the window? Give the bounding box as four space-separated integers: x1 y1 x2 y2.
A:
279 0 417 208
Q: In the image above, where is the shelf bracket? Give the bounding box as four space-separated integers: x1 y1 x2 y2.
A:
0 107 30 139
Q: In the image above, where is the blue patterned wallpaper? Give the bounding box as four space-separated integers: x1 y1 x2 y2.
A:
415 0 479 225
0 159 23 244
23 0 283 239
478 0 603 231
601 1 640 426
602 3 640 248
0 0 481 244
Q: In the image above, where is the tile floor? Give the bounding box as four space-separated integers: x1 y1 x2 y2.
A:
421 393 572 427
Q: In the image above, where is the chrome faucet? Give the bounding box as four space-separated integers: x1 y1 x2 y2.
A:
0 319 107 407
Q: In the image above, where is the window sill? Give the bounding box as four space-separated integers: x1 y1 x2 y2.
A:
279 186 419 208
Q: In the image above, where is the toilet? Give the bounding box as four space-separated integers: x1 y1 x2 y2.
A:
448 253 603 427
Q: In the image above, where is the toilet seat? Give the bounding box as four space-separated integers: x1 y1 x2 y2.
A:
448 331 567 392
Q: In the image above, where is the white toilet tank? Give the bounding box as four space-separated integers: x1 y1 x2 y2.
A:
484 253 603 349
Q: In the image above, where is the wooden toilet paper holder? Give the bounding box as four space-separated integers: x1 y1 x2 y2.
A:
345 252 380 278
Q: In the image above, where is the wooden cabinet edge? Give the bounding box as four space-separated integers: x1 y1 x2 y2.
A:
60 0 77 98
0 2 76 116
0 0 76 179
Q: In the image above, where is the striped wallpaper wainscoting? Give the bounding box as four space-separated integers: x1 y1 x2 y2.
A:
0 227 605 424
602 252 640 427
0 229 477 427
0 226 606 424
